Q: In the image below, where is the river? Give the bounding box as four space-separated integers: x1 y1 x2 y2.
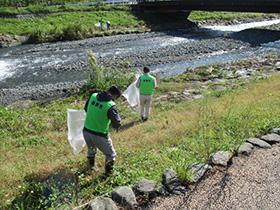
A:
0 19 279 105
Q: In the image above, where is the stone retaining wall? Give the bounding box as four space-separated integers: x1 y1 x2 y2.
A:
76 128 280 209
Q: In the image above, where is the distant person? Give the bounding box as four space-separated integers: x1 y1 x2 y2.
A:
106 21 111 30
83 85 122 176
136 66 157 122
99 18 104 30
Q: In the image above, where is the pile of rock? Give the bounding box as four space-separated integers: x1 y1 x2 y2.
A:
83 128 280 210
0 33 26 48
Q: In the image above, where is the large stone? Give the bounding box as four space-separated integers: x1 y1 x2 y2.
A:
271 128 280 135
275 62 280 70
247 137 272 148
162 169 186 195
112 186 137 209
261 133 280 144
133 179 156 196
89 197 118 210
192 95 203 100
187 162 212 183
238 142 254 156
210 151 234 167
162 169 180 184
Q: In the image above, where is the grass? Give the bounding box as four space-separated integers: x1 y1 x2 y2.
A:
0 7 146 35
1 54 280 209
0 0 103 8
0 4 279 43
188 10 279 22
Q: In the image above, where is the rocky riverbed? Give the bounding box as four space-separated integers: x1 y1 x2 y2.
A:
0 19 280 107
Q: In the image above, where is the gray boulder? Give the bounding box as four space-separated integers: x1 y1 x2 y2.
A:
247 137 272 148
270 128 280 135
210 151 234 167
261 133 280 144
89 197 118 210
187 162 212 183
133 179 156 196
162 169 186 195
112 186 137 209
238 142 254 156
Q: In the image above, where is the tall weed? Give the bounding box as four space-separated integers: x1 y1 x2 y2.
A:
194 96 253 163
79 51 136 96
195 98 219 163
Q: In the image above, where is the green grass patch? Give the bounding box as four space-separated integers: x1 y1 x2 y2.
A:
188 10 279 21
0 0 103 8
1 5 279 43
0 9 144 36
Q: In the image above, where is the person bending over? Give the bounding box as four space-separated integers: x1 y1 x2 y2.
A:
83 85 122 176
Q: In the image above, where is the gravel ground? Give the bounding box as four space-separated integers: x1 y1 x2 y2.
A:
142 144 280 210
0 20 279 106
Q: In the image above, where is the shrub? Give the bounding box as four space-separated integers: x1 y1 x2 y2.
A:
28 26 48 43
63 23 87 41
79 51 136 96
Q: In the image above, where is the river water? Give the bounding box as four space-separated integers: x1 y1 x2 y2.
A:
152 19 280 77
0 19 279 105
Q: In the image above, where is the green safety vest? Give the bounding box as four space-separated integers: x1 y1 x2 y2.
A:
139 74 155 95
84 93 115 134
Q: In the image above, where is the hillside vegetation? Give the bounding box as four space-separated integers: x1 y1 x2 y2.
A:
0 2 279 45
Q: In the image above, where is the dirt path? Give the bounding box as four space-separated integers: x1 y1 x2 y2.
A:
144 144 280 210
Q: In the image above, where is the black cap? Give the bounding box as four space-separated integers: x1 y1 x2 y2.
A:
108 85 123 98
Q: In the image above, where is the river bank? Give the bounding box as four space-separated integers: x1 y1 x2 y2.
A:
0 18 280 107
1 14 280 209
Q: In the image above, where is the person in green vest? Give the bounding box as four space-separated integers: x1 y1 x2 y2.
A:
106 21 111 30
99 18 104 30
136 66 157 122
83 85 122 176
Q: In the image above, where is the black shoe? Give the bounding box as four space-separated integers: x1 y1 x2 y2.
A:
105 160 120 177
105 160 114 176
87 157 99 173
143 117 148 122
